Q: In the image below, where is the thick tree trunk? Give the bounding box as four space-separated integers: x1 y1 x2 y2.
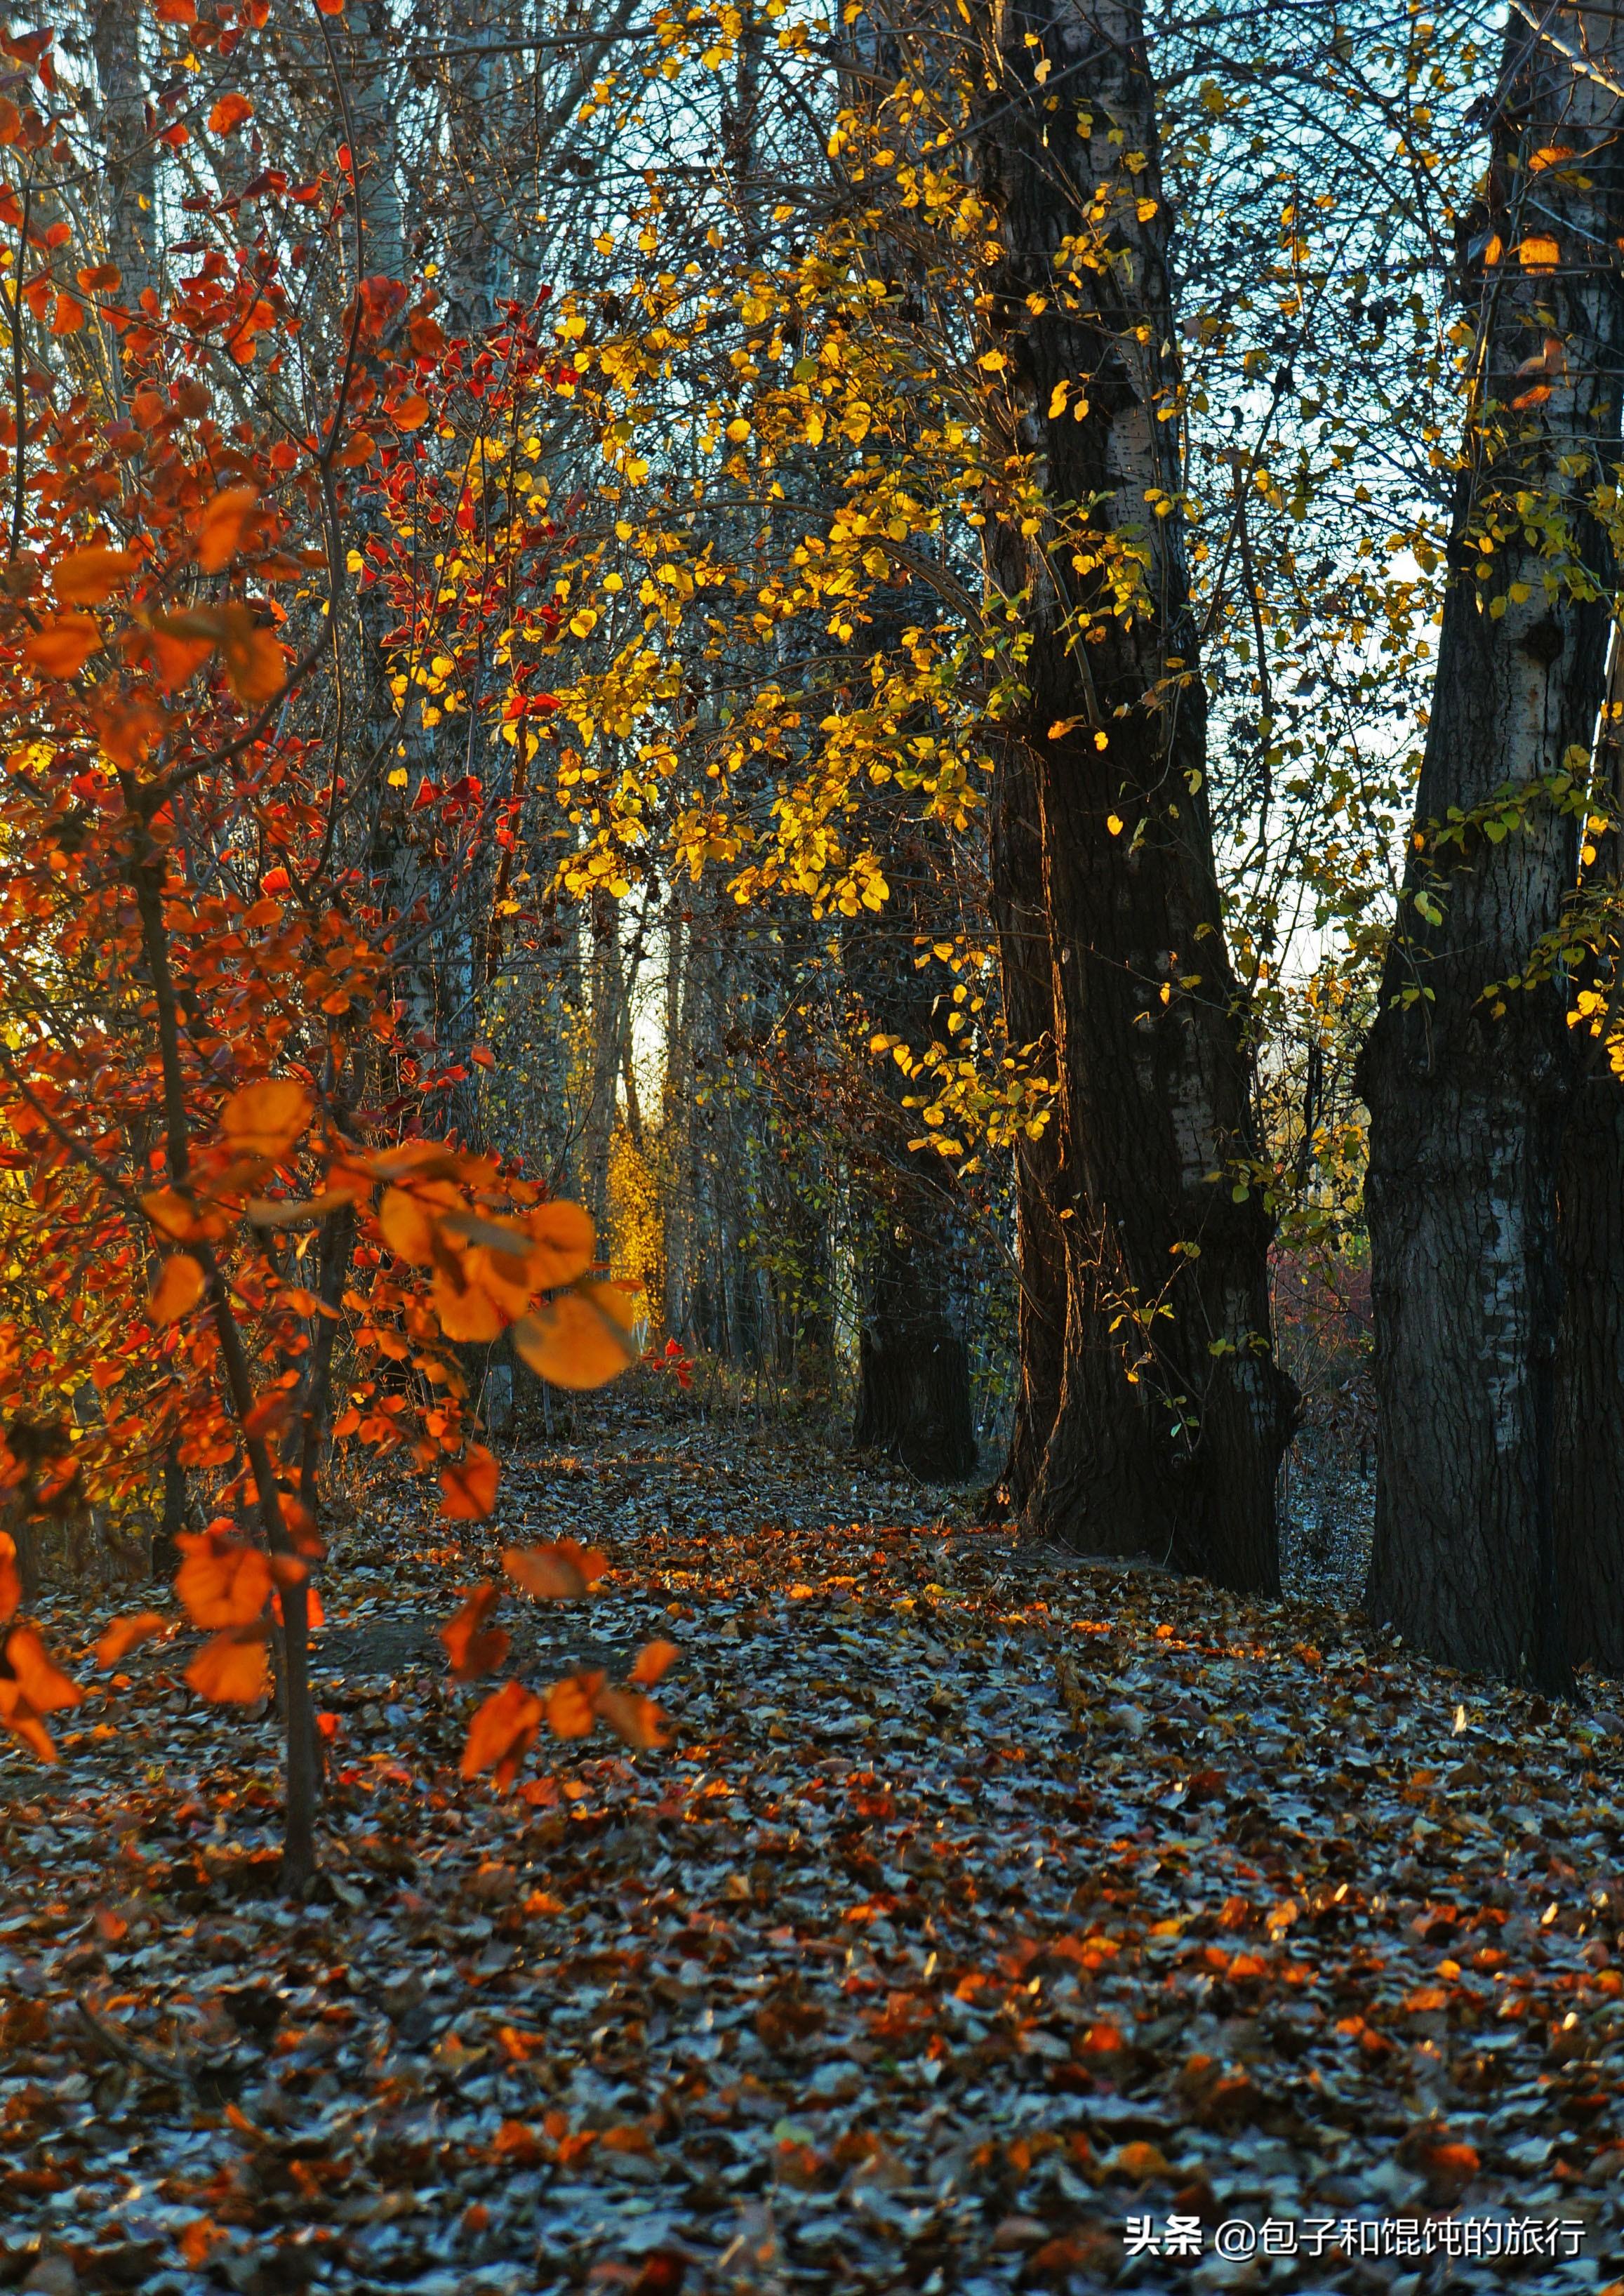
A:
990 742 1065 1508
1556 652 1624 1675
978 0 1294 1586
1359 4 1624 1686
1555 1061 1624 1674
853 1226 978 1480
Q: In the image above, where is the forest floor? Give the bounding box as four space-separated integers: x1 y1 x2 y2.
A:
4 1385 1623 2296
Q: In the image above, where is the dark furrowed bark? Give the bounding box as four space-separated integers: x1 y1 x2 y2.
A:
1555 1061 1624 1675
1359 7 1624 1687
978 0 1294 1586
990 741 1065 1510
848 819 979 1485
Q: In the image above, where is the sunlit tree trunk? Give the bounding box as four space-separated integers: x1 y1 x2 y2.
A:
1360 2 1624 1686
977 0 1294 1586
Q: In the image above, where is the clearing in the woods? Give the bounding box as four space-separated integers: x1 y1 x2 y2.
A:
2 1391 1620 2296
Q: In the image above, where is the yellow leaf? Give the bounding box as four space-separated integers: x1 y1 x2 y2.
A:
1517 234 1561 270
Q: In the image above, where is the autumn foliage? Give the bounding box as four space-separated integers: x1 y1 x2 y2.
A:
0 29 647 1866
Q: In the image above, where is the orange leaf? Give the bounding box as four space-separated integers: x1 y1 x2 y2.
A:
0 1679 58 1763
141 1186 227 1243
592 1684 670 1749
0 1531 19 1624
525 1199 596 1288
76 263 122 295
193 484 260 573
511 1282 637 1391
50 292 86 337
441 1447 499 1520
208 92 254 134
217 606 286 705
186 1626 269 1704
220 1078 313 1160
503 1539 606 1600
545 1669 606 1740
315 0 346 14
432 1261 506 1342
55 547 140 604
390 393 431 431
175 1528 272 1629
461 1678 543 1786
440 1582 510 1681
379 1183 437 1264
23 612 100 676
147 621 218 692
1517 234 1561 271
6 1624 84 1713
95 694 166 770
149 1251 206 1325
94 1610 167 1668
630 1637 679 1686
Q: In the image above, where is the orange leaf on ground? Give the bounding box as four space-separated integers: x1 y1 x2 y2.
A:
23 613 100 677
149 1251 206 1324
441 1447 499 1520
502 1538 607 1600
6 1624 84 1712
186 1626 269 1704
193 484 261 572
630 1637 679 1686
545 1669 606 1740
0 1531 19 1623
175 1527 272 1628
511 1280 638 1391
220 1077 312 1160
440 1583 510 1681
462 1679 544 1786
592 1685 670 1750
94 1610 167 1668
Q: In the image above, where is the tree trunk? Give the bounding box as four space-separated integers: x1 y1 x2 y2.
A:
1556 646 1624 1675
1359 3 1624 1687
977 0 1294 1586
989 740 1065 1509
1555 1059 1624 1675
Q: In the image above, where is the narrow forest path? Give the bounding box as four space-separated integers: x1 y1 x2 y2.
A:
3 1393 1622 2296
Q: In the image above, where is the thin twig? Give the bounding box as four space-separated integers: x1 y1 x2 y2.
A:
74 1995 198 2097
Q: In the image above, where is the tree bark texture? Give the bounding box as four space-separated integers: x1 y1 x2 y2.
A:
990 740 1066 1508
978 0 1294 1586
846 830 978 1482
1359 4 1624 1685
1556 653 1624 1675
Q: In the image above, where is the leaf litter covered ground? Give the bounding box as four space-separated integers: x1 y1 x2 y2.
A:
4 1393 1624 2296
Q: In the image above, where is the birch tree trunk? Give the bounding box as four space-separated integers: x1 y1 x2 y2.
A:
978 0 1295 1586
1359 2 1624 1685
